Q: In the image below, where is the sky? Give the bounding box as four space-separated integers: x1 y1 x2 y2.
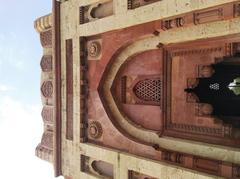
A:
0 0 63 178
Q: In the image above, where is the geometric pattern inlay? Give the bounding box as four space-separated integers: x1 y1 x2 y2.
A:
133 79 161 103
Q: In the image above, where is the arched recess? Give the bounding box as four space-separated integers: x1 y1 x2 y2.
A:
98 36 164 146
98 34 240 164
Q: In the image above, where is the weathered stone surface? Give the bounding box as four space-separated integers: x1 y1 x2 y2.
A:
35 1 240 179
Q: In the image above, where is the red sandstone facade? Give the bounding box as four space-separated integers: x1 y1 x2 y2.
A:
35 1 240 179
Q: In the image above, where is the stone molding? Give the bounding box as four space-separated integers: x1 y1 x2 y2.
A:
34 13 54 165
34 13 52 33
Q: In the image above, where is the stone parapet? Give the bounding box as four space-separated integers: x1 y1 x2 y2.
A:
34 13 54 164
34 13 52 33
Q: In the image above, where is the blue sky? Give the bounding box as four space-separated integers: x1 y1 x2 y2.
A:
0 1 63 178
0 0 49 104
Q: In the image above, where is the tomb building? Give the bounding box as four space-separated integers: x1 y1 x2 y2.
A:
34 0 240 178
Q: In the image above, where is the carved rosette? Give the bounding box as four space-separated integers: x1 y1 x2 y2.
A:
41 81 53 98
88 41 101 58
88 121 103 139
41 55 52 72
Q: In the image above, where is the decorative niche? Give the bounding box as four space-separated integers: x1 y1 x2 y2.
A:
79 0 113 24
127 0 162 9
81 155 114 179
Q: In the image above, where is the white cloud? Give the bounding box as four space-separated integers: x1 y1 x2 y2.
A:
0 96 63 179
0 84 14 92
0 32 28 71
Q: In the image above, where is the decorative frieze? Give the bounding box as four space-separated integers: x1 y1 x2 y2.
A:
171 47 222 57
79 37 89 143
168 123 223 137
193 157 220 175
223 124 233 138
160 150 240 178
161 2 239 31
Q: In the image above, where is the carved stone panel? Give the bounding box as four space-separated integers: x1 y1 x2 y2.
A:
160 2 238 31
40 55 52 72
41 81 53 98
40 30 52 47
133 78 161 104
42 105 54 124
162 17 185 30
41 131 53 150
194 8 224 25
162 151 185 166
